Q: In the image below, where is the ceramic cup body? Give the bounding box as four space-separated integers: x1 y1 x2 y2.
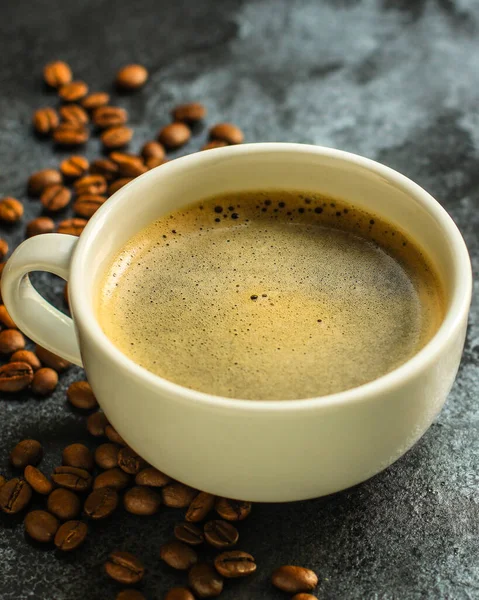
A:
2 144 471 502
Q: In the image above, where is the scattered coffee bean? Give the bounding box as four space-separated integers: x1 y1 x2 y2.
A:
186 492 215 523
67 380 98 410
59 104 89 125
215 498 252 521
140 140 165 161
35 345 71 371
51 466 92 492
174 522 204 546
24 465 52 495
108 177 134 195
62 443 94 471
53 122 89 146
90 157 119 181
84 486 119 519
116 591 146 600
26 216 55 237
0 197 24 223
87 411 109 437
57 217 87 235
118 446 146 475
0 329 25 354
105 550 145 584
24 509 59 543
0 362 34 392
92 106 128 128
162 482 198 508
28 168 62 196
81 92 110 111
164 589 195 600
110 152 147 177
123 486 161 516
31 367 58 396
201 140 228 151
104 424 126 445
54 520 88 551
101 126 133 149
74 174 107 196
0 305 16 329
43 61 72 88
33 107 59 135
58 80 89 102
0 475 6 488
95 443 120 470
60 155 89 179
93 467 130 491
158 122 191 149
209 123 244 145
271 566 319 593
214 550 256 578
0 478 32 513
135 467 170 487
40 184 72 212
0 238 8 260
204 520 239 549
116 64 149 90
292 595 318 600
74 194 107 218
188 563 224 598
10 439 42 469
172 102 206 124
160 540 198 570
10 350 41 371
145 156 167 170
47 487 81 520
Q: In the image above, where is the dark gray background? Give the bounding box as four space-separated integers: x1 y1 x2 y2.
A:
0 0 478 598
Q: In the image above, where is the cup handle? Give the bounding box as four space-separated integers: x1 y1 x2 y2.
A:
1 233 83 366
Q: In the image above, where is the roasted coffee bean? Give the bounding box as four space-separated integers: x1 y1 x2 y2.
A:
43 61 72 88
0 330 25 355
160 540 198 570
188 563 224 598
108 177 134 195
47 487 81 520
172 102 207 124
90 158 119 181
271 566 318 593
163 482 197 508
158 122 190 149
104 424 126 445
214 550 256 578
0 238 8 260
57 217 87 236
51 466 92 492
93 468 130 491
140 140 165 161
54 520 87 551
74 194 106 218
292 595 318 600
24 465 52 495
81 92 110 111
74 174 107 196
118 447 145 475
101 126 133 149
59 80 89 102
204 520 239 549
40 184 71 211
67 381 97 410
24 509 59 543
31 367 58 396
123 486 161 516
64 283 69 308
84 487 119 519
62 444 94 471
92 106 128 128
33 107 59 135
53 122 89 146
110 152 147 177
10 350 41 370
60 104 89 125
201 140 228 151
60 155 89 179
28 169 62 196
105 550 145 584
87 411 109 437
0 475 6 488
209 123 244 145
26 216 55 237
174 522 204 546
116 64 149 90
0 197 24 223
145 156 167 170
35 345 71 371
0 362 33 392
0 305 16 328
0 478 32 513
215 498 252 521
135 467 170 487
116 591 146 600
10 439 43 468
95 443 120 470
164 589 195 600
186 492 215 523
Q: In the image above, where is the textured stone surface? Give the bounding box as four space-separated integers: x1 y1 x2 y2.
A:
0 0 478 598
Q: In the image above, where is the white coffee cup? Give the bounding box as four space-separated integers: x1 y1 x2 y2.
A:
2 144 471 502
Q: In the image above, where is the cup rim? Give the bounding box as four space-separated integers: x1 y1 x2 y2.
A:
71 143 472 413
